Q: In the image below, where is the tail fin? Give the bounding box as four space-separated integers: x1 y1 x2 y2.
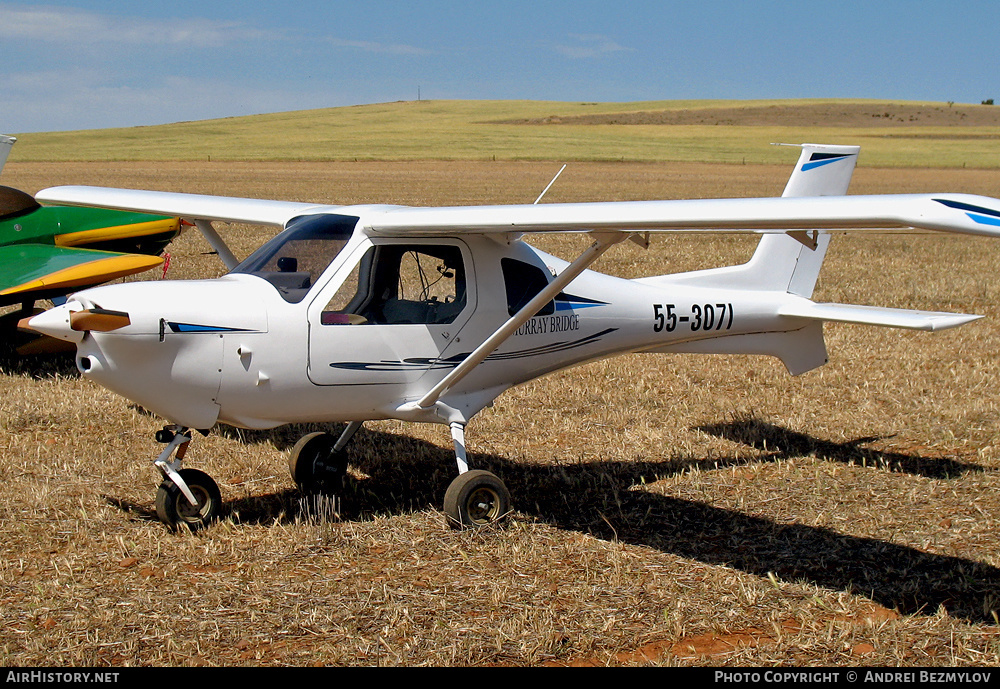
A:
647 144 981 376
0 135 15 175
639 143 859 295
741 143 859 297
777 142 859 198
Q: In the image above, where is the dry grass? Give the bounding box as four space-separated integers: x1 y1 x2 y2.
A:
2 160 1000 666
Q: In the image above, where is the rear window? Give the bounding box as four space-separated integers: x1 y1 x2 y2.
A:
501 258 554 316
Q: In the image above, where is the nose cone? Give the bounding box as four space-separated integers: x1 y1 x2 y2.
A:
20 301 84 343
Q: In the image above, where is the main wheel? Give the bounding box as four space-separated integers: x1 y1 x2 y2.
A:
288 432 348 493
155 468 222 531
443 470 511 529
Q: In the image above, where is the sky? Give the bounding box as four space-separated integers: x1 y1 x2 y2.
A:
2 1 999 134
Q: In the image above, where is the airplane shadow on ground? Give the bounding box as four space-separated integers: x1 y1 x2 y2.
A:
155 417 1000 624
696 415 984 479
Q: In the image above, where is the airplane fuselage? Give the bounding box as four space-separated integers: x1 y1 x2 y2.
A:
51 222 814 431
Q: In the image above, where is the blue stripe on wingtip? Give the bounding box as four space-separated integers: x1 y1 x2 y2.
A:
934 198 1000 221
967 212 1000 228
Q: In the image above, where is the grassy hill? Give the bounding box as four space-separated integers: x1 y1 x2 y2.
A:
10 99 1000 168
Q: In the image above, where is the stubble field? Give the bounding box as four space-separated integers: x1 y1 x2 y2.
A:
2 157 1000 666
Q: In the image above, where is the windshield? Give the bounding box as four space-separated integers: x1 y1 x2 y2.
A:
232 214 358 303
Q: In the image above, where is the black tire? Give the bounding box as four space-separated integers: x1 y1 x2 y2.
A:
288 431 348 493
155 468 222 531
443 470 511 529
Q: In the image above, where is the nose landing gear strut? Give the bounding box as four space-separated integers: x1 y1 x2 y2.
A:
152 425 221 531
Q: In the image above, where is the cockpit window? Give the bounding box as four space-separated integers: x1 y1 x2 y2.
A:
232 214 358 303
320 243 467 325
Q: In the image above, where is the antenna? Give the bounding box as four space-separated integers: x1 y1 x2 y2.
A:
533 164 567 204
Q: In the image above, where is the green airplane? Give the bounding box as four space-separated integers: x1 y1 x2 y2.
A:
0 184 181 308
0 135 182 349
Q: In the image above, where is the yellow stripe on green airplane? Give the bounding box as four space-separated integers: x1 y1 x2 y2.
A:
54 217 182 247
0 244 162 297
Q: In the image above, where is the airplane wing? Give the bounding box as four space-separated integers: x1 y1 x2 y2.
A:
367 194 1000 238
0 243 162 302
35 186 332 227
35 185 1000 239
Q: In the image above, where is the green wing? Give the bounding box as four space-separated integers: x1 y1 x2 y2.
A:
0 243 162 306
0 190 182 306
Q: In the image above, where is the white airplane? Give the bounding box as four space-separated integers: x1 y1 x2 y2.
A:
22 144 1000 531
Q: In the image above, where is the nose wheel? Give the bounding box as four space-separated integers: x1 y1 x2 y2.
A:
156 468 222 531
152 426 222 531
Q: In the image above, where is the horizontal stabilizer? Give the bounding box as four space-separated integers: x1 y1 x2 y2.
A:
778 301 981 331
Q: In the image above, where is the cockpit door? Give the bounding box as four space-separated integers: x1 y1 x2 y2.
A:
306 238 476 392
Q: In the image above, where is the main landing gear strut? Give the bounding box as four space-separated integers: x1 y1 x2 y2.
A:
442 422 511 528
287 421 512 529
